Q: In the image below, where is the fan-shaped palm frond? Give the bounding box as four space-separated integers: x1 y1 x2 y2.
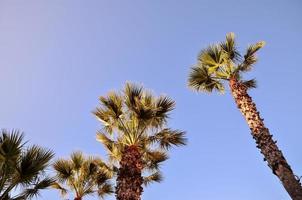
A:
188 66 225 93
239 41 266 72
0 130 54 200
242 79 257 89
124 82 144 111
220 32 241 61
96 132 115 151
16 145 54 185
198 45 226 70
98 183 114 199
99 92 123 120
149 128 187 149
20 177 56 199
70 151 84 171
143 150 169 171
143 171 163 186
53 160 73 182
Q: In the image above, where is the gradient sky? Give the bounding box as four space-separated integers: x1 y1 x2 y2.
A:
1 1 302 199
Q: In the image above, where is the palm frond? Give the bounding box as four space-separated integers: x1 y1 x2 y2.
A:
107 144 122 163
21 177 55 199
239 41 266 71
98 183 114 199
124 82 144 111
93 108 111 125
95 160 116 179
82 184 95 197
17 145 54 185
220 32 241 61
143 150 169 170
132 101 154 122
188 66 225 93
143 171 163 186
198 45 226 69
155 96 175 115
242 79 257 89
96 132 114 151
151 129 187 149
153 96 175 126
0 129 25 164
99 92 123 119
53 159 73 182
0 130 25 184
0 131 53 200
70 151 84 171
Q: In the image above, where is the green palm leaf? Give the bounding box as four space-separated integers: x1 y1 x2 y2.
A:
198 45 226 69
239 41 266 71
220 32 241 61
151 128 187 149
0 130 54 200
188 66 225 93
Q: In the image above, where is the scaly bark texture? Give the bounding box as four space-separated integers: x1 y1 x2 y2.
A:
116 145 143 200
230 77 302 200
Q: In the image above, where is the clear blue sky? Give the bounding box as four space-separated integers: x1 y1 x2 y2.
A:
1 1 301 199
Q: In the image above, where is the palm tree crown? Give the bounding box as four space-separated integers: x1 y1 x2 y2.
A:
93 82 187 185
0 129 54 200
52 151 114 200
188 32 265 93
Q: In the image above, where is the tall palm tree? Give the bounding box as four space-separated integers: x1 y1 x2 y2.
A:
0 129 55 200
93 83 187 200
188 33 302 199
52 151 114 200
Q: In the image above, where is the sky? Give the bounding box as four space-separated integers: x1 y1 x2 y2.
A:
0 0 302 199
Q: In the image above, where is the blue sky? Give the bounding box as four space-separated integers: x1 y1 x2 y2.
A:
1 0 301 199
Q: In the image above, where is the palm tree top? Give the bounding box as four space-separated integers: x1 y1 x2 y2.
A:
93 83 187 186
94 82 186 147
188 32 265 93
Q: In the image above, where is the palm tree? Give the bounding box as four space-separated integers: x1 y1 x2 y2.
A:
52 151 114 200
188 33 302 199
93 83 187 200
0 129 55 200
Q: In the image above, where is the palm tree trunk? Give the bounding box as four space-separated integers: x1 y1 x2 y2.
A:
116 145 143 200
229 77 302 199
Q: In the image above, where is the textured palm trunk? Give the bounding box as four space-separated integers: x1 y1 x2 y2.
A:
230 77 302 199
116 145 143 200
